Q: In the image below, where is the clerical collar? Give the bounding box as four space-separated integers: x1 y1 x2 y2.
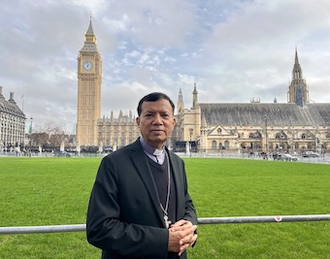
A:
140 137 165 164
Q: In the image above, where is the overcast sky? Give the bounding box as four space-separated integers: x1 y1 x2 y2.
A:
1 0 330 133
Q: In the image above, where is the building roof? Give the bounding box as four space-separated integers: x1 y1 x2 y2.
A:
80 18 98 53
0 94 25 118
200 103 330 127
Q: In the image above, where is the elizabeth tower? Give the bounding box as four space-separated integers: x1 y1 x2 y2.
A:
76 17 102 148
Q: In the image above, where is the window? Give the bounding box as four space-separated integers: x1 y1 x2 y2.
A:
275 131 287 139
249 131 261 139
212 141 217 149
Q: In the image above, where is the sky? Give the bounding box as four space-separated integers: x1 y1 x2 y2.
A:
1 0 330 133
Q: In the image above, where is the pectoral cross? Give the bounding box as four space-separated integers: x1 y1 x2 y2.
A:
164 215 171 229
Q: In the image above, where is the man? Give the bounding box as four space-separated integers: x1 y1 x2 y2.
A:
86 92 198 259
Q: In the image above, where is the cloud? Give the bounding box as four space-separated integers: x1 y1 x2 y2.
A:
1 0 330 133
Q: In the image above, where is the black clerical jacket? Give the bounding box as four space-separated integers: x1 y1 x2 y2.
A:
86 139 197 259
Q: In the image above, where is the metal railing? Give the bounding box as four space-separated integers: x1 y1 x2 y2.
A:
1 214 329 235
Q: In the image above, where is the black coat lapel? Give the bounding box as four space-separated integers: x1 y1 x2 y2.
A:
129 140 166 227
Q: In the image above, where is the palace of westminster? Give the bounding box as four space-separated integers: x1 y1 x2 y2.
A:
1 18 330 154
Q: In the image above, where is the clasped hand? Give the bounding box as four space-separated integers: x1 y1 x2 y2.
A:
168 220 198 256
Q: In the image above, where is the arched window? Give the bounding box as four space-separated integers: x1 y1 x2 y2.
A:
212 140 217 149
275 131 287 139
249 131 261 139
301 132 314 139
224 141 229 149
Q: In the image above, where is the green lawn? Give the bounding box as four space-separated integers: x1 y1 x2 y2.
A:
0 157 329 258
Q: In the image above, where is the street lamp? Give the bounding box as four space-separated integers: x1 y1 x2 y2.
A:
264 114 268 154
29 117 33 155
188 128 193 155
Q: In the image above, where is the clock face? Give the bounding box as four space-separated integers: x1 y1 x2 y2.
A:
82 60 93 71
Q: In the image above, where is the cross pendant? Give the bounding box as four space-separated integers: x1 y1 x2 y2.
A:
164 215 171 229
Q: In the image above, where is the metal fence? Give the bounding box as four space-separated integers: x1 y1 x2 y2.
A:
1 214 329 235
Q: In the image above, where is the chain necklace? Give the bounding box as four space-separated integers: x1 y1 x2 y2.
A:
159 152 171 228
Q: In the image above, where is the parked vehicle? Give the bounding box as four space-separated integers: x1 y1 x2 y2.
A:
54 151 71 157
302 151 320 158
277 153 298 161
290 154 299 161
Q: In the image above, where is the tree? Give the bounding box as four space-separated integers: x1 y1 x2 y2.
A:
44 122 66 148
29 122 66 150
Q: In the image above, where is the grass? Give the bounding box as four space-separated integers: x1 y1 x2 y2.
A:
0 157 329 258
185 158 330 259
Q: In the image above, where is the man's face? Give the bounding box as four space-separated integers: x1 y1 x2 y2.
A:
136 99 176 149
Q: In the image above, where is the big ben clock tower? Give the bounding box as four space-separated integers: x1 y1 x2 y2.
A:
76 17 102 149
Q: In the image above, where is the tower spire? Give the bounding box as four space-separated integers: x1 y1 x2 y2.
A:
177 88 184 114
192 83 198 108
293 46 302 77
80 15 97 52
287 48 309 106
86 12 94 36
295 46 299 64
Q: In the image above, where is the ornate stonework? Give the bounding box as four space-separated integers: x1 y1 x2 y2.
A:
76 19 330 155
173 51 330 154
76 18 102 148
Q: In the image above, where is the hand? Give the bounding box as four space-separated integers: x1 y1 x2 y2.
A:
168 220 198 256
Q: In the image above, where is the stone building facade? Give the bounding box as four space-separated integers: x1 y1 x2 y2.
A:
76 18 140 151
76 19 330 154
97 112 140 151
0 86 26 152
173 50 330 155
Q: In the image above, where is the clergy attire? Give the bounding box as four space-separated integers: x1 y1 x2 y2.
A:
86 138 197 259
